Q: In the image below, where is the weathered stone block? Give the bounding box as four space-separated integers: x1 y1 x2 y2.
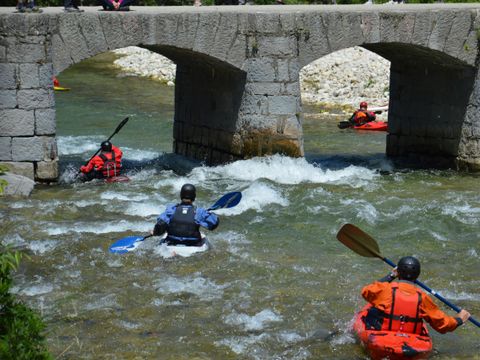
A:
245 83 282 96
276 59 290 82
279 115 302 138
7 42 46 63
240 93 269 115
51 34 72 74
19 63 40 89
0 64 17 90
246 58 276 82
35 108 56 135
0 173 35 197
12 136 43 161
0 90 17 109
17 89 55 110
257 37 296 57
38 63 54 88
0 161 34 179
268 96 298 115
42 136 58 161
0 137 12 161
0 46 6 61
0 109 35 136
210 13 239 61
36 160 58 181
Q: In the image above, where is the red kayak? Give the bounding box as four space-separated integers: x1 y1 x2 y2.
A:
353 305 432 360
105 175 130 183
354 121 388 132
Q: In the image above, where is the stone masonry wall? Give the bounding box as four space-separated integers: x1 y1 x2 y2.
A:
173 58 246 164
0 15 58 181
386 57 476 169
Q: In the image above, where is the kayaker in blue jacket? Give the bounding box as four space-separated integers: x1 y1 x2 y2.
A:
152 184 219 246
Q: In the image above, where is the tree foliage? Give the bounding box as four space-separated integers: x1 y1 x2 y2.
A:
0 245 52 360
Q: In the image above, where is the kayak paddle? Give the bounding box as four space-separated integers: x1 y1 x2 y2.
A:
337 120 353 129
336 223 480 328
108 234 153 254
207 191 242 211
82 117 129 168
109 191 242 254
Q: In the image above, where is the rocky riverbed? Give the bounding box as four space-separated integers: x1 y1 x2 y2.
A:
113 46 391 114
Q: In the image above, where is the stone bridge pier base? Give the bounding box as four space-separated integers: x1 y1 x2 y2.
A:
237 57 304 160
172 52 304 165
0 32 58 182
384 45 478 170
458 67 480 171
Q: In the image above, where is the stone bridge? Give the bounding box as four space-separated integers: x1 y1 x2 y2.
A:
1 4 480 181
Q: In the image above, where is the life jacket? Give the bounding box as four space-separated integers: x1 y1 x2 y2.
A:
379 284 424 334
167 205 201 240
99 151 119 177
353 110 368 125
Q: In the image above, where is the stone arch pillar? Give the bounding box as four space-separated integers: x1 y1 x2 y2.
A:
0 21 58 182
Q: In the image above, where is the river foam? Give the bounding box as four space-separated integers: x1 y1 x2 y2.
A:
191 155 379 186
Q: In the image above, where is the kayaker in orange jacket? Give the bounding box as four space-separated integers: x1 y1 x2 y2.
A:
361 256 470 334
80 141 123 181
349 101 376 126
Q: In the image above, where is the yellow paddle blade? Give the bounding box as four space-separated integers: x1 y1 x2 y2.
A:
336 224 382 259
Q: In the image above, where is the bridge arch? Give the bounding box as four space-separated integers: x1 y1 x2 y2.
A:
1 5 480 183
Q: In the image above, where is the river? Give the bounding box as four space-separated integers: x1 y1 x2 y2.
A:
1 52 479 359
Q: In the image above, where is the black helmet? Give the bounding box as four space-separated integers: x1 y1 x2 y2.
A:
397 256 421 281
101 141 112 152
180 183 196 201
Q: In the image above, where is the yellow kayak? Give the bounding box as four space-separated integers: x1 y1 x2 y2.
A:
54 86 70 91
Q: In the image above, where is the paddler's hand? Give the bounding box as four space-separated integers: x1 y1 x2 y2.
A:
457 309 470 323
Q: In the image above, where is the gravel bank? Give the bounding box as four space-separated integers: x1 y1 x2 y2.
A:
113 46 390 113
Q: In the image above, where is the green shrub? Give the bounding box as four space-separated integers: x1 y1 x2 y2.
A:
0 165 8 195
0 246 52 360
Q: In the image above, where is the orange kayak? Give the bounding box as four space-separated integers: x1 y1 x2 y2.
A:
353 305 432 360
354 121 388 132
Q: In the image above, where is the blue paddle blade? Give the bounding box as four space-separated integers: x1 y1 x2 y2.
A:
208 191 242 211
109 236 145 254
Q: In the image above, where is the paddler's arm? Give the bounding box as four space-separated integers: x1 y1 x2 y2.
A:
152 205 175 236
80 156 99 173
366 111 376 122
421 295 471 333
195 208 219 231
378 268 398 283
153 221 167 236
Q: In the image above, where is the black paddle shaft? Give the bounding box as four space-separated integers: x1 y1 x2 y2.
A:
83 117 129 167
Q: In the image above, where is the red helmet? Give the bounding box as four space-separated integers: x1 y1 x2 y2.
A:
360 101 368 108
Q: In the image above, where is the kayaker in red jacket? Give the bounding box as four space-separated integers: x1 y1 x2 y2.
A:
349 101 376 126
80 141 123 181
360 256 470 334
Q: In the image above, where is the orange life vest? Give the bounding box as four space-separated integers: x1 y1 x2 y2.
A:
353 110 368 125
380 285 424 334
